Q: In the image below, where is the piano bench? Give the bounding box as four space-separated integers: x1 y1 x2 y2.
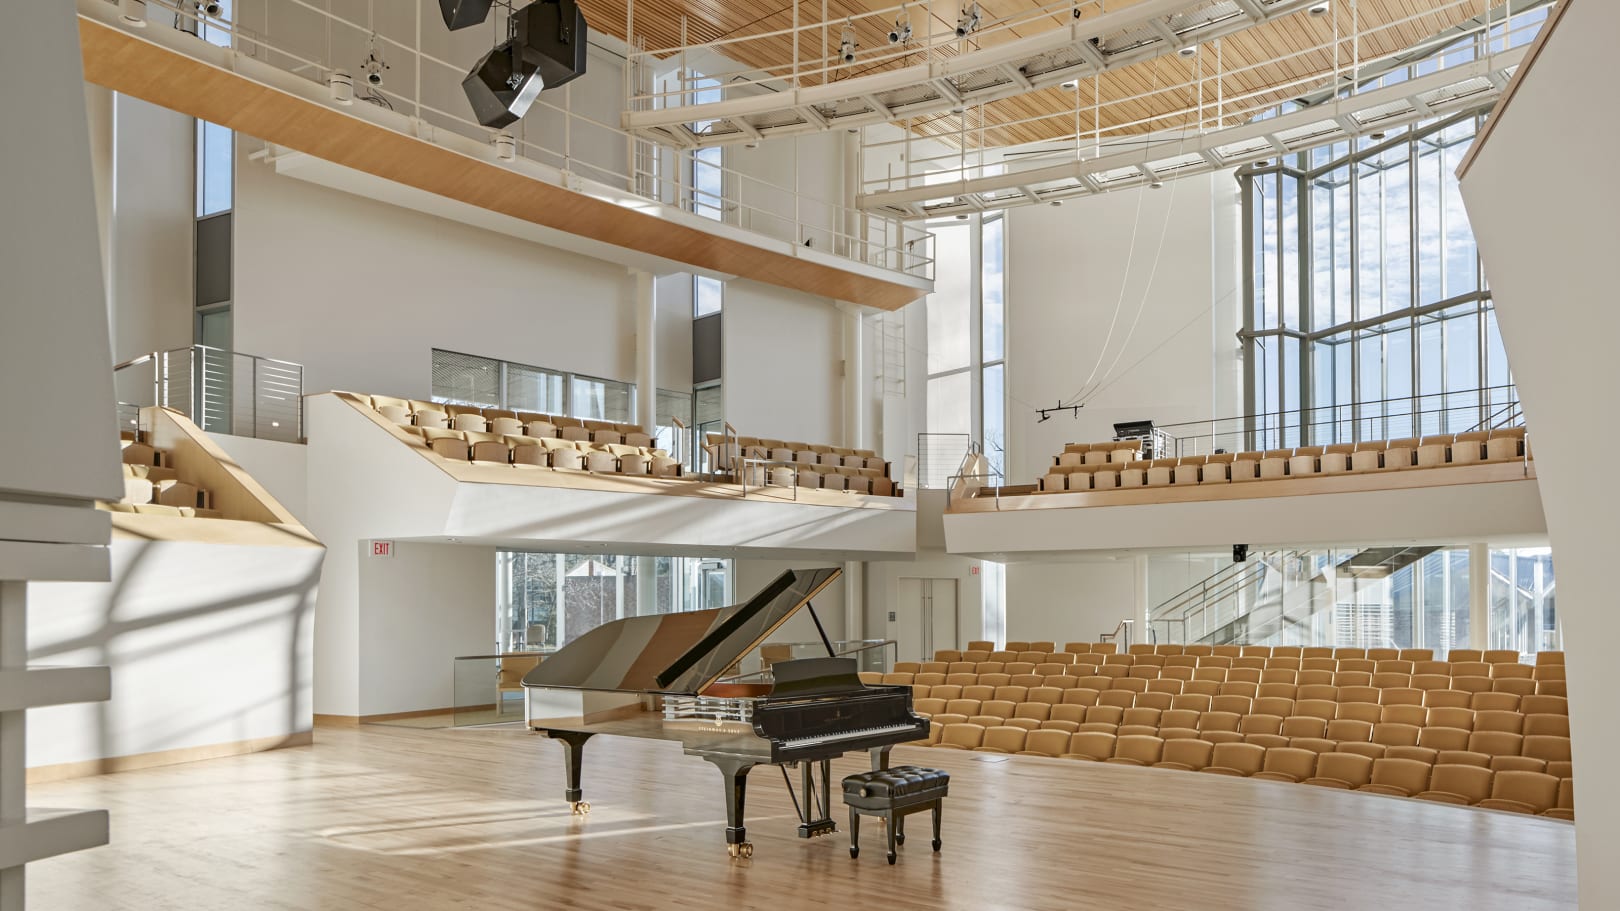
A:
842 766 949 865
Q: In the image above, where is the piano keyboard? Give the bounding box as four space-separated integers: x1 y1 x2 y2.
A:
778 723 922 750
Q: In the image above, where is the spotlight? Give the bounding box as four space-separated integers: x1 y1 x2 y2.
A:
1308 2 1331 16
889 4 913 44
494 132 516 161
1177 45 1198 58
956 2 981 37
328 69 354 105
839 19 857 64
196 0 222 16
120 0 147 26
362 50 389 87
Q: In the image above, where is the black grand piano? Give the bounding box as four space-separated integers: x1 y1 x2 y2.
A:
521 567 928 858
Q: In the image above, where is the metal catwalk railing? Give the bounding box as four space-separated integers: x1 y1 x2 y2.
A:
114 345 304 443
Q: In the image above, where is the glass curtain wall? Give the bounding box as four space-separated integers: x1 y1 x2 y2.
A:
1241 113 1509 449
497 551 733 651
923 213 1007 482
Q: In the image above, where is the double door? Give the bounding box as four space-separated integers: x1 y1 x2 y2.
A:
889 578 959 663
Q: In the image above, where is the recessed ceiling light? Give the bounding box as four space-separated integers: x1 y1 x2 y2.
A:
955 213 969 219
1060 79 1078 90
1309 2 1331 16
1050 200 1063 206
1177 45 1197 58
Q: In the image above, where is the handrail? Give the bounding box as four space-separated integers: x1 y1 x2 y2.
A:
1150 549 1303 621
738 456 802 501
1097 618 1135 652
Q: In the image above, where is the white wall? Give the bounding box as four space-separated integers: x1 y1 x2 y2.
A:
233 150 638 399
722 279 844 445
1457 4 1618 903
107 93 194 364
1004 171 1241 483
862 550 984 651
1005 560 1138 647
206 433 309 521
357 542 495 716
26 537 322 768
734 558 847 648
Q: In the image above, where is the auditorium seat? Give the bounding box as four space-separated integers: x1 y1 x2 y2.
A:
1477 770 1560 814
1305 752 1374 789
1416 764 1494 806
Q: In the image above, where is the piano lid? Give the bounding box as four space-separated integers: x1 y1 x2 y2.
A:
520 567 843 696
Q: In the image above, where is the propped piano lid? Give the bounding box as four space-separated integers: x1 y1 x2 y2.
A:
520 567 843 696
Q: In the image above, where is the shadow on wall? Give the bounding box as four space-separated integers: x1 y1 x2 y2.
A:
28 540 321 771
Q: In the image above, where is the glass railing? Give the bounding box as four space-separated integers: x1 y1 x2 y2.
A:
451 651 552 727
114 345 304 443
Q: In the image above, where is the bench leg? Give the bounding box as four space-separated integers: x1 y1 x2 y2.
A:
886 811 898 865
932 800 942 851
848 806 860 858
895 813 905 845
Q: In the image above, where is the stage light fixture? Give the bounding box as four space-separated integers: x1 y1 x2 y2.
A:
459 1 588 127
889 4 912 44
956 2 981 37
839 20 857 64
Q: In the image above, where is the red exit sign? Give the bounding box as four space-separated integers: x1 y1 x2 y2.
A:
371 540 394 557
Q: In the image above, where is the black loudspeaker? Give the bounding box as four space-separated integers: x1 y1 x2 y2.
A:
461 41 543 128
514 0 588 91
1233 544 1249 563
439 0 494 30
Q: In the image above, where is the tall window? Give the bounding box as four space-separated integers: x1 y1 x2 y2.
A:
1241 112 1509 448
689 75 724 221
694 276 723 317
922 214 1006 485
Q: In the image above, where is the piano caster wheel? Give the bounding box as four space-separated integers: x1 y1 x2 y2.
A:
570 801 590 816
849 846 859 859
886 852 897 866
932 839 942 852
728 842 753 859
895 832 905 845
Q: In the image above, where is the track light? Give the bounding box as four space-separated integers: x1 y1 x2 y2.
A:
956 2 981 37
120 0 147 26
889 4 912 44
839 19 856 64
362 38 389 87
328 69 354 105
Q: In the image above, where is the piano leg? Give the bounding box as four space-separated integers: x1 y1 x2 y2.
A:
869 745 892 771
707 757 755 858
546 731 595 815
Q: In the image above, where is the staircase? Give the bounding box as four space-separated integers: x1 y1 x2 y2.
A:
1149 547 1441 648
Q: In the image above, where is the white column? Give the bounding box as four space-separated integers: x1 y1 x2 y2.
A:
0 583 25 907
843 561 864 644
1134 555 1152 644
1468 542 1489 650
840 303 864 449
637 557 659 616
634 269 657 434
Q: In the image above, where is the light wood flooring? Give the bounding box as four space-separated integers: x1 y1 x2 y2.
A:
27 722 1576 910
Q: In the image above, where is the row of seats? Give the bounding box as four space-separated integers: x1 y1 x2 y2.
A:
404 426 684 477
935 643 1559 663
897 658 1566 686
112 441 220 518
1038 427 1531 492
927 726 1572 818
368 394 654 446
703 434 892 478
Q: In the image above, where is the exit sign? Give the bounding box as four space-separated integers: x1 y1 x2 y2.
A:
970 565 980 575
371 540 394 557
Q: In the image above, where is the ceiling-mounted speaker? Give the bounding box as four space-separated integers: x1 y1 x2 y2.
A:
439 0 495 31
514 0 588 91
462 40 544 128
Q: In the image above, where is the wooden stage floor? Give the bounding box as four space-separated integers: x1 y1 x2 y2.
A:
27 722 1576 910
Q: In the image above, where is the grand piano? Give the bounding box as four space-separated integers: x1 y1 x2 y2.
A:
521 567 928 858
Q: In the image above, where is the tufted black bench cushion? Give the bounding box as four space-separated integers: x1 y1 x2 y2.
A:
841 766 948 863
842 766 951 802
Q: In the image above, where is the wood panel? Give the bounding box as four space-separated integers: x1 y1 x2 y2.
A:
592 0 1494 147
77 18 927 311
25 721 1576 909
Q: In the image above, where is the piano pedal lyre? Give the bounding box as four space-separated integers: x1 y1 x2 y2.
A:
570 801 591 815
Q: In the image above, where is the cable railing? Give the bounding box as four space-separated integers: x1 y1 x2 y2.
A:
1156 385 1522 457
113 345 303 443
917 433 972 489
103 0 934 282
1149 550 1305 645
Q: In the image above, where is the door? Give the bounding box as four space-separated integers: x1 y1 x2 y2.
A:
889 578 959 662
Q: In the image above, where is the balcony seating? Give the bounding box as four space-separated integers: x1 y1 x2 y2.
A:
1034 427 1531 497
106 440 221 518
701 433 898 496
916 646 1572 819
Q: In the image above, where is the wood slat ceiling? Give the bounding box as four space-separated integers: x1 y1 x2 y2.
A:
579 0 1488 147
